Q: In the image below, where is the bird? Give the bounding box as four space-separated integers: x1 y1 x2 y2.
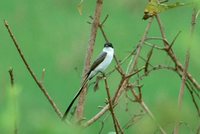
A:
62 42 114 120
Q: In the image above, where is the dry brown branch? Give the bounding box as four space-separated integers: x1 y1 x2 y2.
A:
186 84 200 116
98 14 109 43
4 20 63 120
76 0 104 120
144 45 154 75
102 74 120 133
144 41 165 50
155 15 200 91
174 8 199 134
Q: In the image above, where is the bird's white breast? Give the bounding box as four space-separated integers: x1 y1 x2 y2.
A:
94 47 114 72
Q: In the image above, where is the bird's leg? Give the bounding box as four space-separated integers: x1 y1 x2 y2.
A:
99 71 106 79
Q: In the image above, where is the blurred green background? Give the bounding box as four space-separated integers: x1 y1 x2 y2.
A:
0 0 199 133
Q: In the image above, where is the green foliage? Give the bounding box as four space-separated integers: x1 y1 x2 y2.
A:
143 0 192 20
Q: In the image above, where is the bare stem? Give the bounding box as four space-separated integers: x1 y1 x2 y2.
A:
9 67 14 87
103 74 121 134
76 0 104 120
173 8 198 134
155 15 200 91
4 20 63 120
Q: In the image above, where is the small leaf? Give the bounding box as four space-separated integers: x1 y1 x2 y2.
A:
77 0 84 15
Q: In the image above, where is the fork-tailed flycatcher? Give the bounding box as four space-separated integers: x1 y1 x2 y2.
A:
62 42 114 120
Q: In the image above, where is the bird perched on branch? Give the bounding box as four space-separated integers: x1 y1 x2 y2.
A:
62 42 114 120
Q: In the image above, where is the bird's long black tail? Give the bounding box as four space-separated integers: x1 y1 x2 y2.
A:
62 76 89 120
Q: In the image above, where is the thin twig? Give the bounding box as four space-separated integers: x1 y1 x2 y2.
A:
41 68 46 84
123 113 144 129
186 82 200 116
98 114 110 134
103 73 121 134
9 67 14 87
168 31 181 51
144 45 154 74
125 66 145 79
98 14 109 43
4 20 63 120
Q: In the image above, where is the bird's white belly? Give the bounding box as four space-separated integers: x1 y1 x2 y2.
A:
96 53 113 71
89 53 113 79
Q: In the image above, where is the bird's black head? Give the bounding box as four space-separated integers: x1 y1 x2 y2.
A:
104 42 113 48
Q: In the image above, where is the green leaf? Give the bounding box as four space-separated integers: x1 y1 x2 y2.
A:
143 0 190 20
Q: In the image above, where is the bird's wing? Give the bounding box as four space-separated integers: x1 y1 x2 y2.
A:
87 51 107 75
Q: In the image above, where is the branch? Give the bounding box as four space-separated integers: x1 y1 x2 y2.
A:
127 17 154 74
98 14 109 43
76 0 104 120
103 75 119 133
174 8 199 134
4 20 63 120
155 15 200 91
128 84 167 134
144 45 154 74
9 67 14 87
